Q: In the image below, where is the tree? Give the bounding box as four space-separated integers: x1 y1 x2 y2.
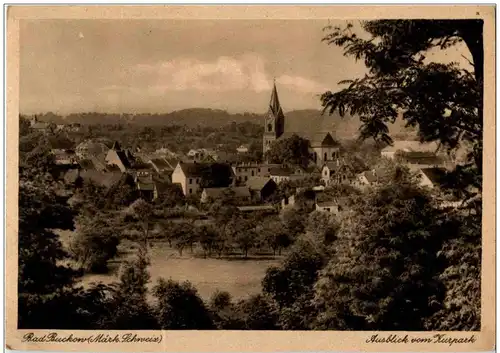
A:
264 134 311 168
196 224 219 257
306 211 340 245
18 177 79 295
227 216 257 258
152 278 214 329
257 218 291 256
127 199 155 251
170 221 196 256
233 294 279 330
321 20 483 203
312 179 446 330
69 214 120 273
108 250 158 329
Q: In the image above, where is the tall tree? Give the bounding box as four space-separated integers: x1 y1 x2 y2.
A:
321 20 483 202
265 134 311 168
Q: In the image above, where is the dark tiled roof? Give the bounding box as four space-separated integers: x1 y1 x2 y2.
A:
79 170 123 188
203 186 251 199
149 158 172 171
245 177 275 190
420 167 448 186
179 162 234 179
269 167 292 176
280 131 340 147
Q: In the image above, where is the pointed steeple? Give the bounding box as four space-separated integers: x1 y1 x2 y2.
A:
269 79 283 117
112 141 121 151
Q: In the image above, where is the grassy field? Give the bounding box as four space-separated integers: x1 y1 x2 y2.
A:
59 230 282 301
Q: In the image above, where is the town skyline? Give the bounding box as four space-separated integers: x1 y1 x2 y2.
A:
20 19 470 115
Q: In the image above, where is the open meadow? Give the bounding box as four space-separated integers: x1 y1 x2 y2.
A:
58 230 283 301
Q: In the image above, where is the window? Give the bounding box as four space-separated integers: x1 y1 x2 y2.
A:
332 152 335 159
189 188 192 194
325 208 330 212
251 171 254 176
268 168 271 172
267 123 273 132
189 178 192 184
245 176 248 181
324 152 327 161
258 168 261 172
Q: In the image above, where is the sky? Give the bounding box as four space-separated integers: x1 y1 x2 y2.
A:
19 19 471 115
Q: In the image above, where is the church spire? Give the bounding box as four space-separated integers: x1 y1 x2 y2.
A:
269 79 283 116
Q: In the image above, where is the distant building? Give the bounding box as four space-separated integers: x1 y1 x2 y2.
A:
105 141 131 172
245 177 277 202
29 116 51 133
261 82 341 166
315 201 341 214
200 186 252 204
171 161 235 196
321 160 356 186
416 167 448 189
269 165 308 184
236 144 250 154
148 158 174 174
75 140 110 159
232 163 281 183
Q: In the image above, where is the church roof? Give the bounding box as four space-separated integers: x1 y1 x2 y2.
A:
279 131 340 147
268 81 285 119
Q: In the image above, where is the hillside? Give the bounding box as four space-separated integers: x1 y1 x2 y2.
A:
24 108 416 140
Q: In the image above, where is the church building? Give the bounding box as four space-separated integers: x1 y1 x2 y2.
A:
262 82 340 166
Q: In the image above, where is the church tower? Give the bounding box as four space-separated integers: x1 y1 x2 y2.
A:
263 81 285 154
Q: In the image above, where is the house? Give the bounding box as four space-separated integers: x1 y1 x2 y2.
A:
281 194 296 209
381 140 441 160
148 158 174 175
171 161 236 196
29 116 51 133
105 141 131 172
269 165 309 184
135 174 156 201
355 169 386 188
417 167 448 189
315 201 341 214
321 160 356 186
245 177 277 201
75 140 110 159
200 186 252 204
65 169 123 190
236 144 250 154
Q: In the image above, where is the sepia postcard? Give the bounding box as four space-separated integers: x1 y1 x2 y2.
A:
5 5 496 353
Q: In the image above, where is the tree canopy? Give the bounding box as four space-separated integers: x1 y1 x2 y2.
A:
321 20 483 203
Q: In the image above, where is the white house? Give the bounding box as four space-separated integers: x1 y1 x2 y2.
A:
171 161 235 196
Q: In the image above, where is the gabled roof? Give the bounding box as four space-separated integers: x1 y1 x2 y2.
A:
420 167 448 186
79 170 123 189
269 167 293 176
107 149 131 169
111 141 122 150
78 159 96 170
178 162 234 179
149 158 172 171
245 177 276 191
316 201 338 208
203 186 251 199
279 131 340 147
362 170 378 183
